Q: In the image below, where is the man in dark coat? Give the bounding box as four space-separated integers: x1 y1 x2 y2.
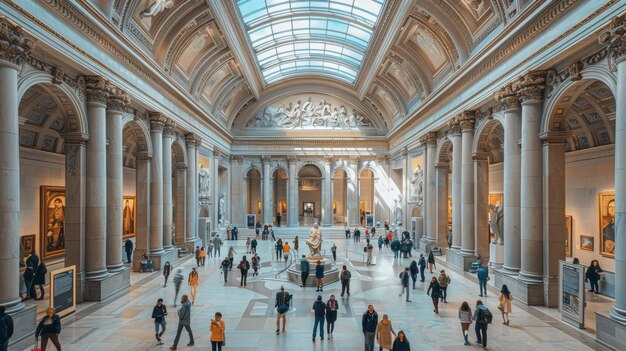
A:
0 306 15 351
125 239 134 263
361 305 378 351
24 251 39 300
232 226 238 240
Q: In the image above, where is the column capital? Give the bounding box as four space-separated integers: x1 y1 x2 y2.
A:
598 15 626 67
447 117 462 137
512 71 546 104
106 86 130 113
287 155 298 165
148 112 167 131
435 162 449 170
472 152 490 161
0 18 35 66
458 111 476 131
185 133 201 148
419 131 438 147
82 76 109 105
401 147 408 157
232 155 244 165
494 84 521 111
323 155 333 165
163 119 176 136
261 155 271 164
62 133 88 146
539 131 571 144
211 146 222 158
136 151 152 161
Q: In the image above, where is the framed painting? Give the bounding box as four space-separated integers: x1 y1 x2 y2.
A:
303 202 315 217
580 235 594 252
447 197 452 225
599 192 615 258
122 196 136 238
40 186 65 260
565 215 572 257
488 193 504 220
21 234 36 265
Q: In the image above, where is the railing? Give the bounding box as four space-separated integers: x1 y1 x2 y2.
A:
275 251 297 278
345 249 365 263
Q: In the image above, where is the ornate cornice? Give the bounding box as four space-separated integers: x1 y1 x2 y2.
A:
0 17 35 66
568 61 584 81
82 75 109 105
598 14 626 68
512 71 546 103
539 131 571 144
494 84 520 111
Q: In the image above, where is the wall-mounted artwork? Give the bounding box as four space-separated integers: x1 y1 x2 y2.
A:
21 234 36 265
40 186 65 260
599 191 615 258
580 235 594 252
303 202 315 217
565 215 572 257
122 196 136 238
488 193 503 220
447 197 452 225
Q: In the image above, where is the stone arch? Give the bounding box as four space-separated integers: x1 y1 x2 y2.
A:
296 162 325 179
198 205 210 218
122 115 153 157
171 137 188 168
17 69 88 136
271 166 288 177
436 136 453 163
332 165 356 181
472 115 505 163
243 166 263 178
358 166 379 180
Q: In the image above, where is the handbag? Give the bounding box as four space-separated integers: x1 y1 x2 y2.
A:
31 338 41 351
277 292 289 314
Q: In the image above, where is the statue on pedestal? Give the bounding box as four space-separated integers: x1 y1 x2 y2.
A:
393 196 403 226
199 168 210 197
306 223 323 257
218 192 225 228
411 165 424 207
489 201 504 245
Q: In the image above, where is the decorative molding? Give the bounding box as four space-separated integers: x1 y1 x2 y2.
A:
494 84 521 110
598 14 626 69
148 112 167 131
0 17 35 66
512 71 546 103
83 75 109 104
185 133 201 148
458 111 476 131
163 119 176 136
107 86 130 112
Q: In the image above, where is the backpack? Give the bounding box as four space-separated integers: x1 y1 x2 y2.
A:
478 308 493 324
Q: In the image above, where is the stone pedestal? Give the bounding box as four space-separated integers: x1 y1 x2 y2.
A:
596 312 626 351
148 248 177 270
446 249 475 271
489 243 504 268
84 268 130 301
493 269 544 305
7 304 36 348
287 258 339 287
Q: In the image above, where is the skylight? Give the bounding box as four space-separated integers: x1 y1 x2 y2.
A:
236 0 385 85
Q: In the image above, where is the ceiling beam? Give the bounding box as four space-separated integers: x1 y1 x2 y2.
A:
356 0 413 100
208 0 263 99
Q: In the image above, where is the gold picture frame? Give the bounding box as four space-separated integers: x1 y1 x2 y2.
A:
122 196 136 238
599 191 615 258
580 235 594 252
565 215 572 257
21 234 36 264
447 197 452 225
40 186 65 260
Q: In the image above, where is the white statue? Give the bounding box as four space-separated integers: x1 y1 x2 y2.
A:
306 223 323 257
489 201 504 245
411 165 424 205
393 197 403 225
199 168 210 196
140 0 175 18
218 192 225 228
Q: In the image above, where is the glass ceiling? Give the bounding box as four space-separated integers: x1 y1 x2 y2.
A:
236 0 385 85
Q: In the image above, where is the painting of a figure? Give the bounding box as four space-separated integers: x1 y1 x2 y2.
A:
565 215 572 257
599 192 615 257
40 186 65 259
123 196 136 238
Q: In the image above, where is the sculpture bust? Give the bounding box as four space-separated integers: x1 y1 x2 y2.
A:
140 0 175 18
306 223 323 257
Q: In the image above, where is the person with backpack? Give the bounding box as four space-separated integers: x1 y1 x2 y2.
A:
390 239 400 258
427 277 442 314
232 226 238 240
152 298 168 345
362 304 378 351
275 239 283 261
0 306 14 351
354 227 361 242
170 295 194 350
377 235 383 251
300 255 310 287
409 260 418 289
188 268 199 305
345 224 351 239
172 268 184 307
418 254 427 282
251 254 261 277
472 300 491 348
220 256 231 283
438 270 451 303
477 264 490 297
315 260 325 292
340 265 351 297
35 307 62 351
427 251 436 273
458 301 472 345
275 286 291 334
325 294 339 338
34 261 47 300
498 284 513 326
194 246 201 267
251 238 258 254
311 295 326 342
163 261 172 288
398 267 412 302
238 256 250 287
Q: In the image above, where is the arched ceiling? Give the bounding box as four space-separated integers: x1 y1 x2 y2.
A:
99 0 516 134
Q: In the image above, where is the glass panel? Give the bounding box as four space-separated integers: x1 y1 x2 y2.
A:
236 0 384 85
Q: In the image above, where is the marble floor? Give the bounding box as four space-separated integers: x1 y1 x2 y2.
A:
18 235 612 351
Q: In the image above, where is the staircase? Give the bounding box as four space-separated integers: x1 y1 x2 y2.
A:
233 226 347 240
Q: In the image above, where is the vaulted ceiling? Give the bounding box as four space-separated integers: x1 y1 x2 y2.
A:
95 0 527 135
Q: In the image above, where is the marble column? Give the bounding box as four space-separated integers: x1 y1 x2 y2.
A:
174 165 187 246
349 158 360 227
162 121 175 250
185 134 200 242
105 88 128 272
133 153 151 271
84 76 110 280
474 152 490 261
0 26 32 311
516 71 545 282
599 20 626 326
435 162 449 249
459 112 476 256
541 131 568 307
322 157 333 226
424 132 438 242
148 113 166 254
211 148 220 232
449 122 462 250
262 156 272 224
401 148 409 228
287 157 298 226
495 86 522 274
